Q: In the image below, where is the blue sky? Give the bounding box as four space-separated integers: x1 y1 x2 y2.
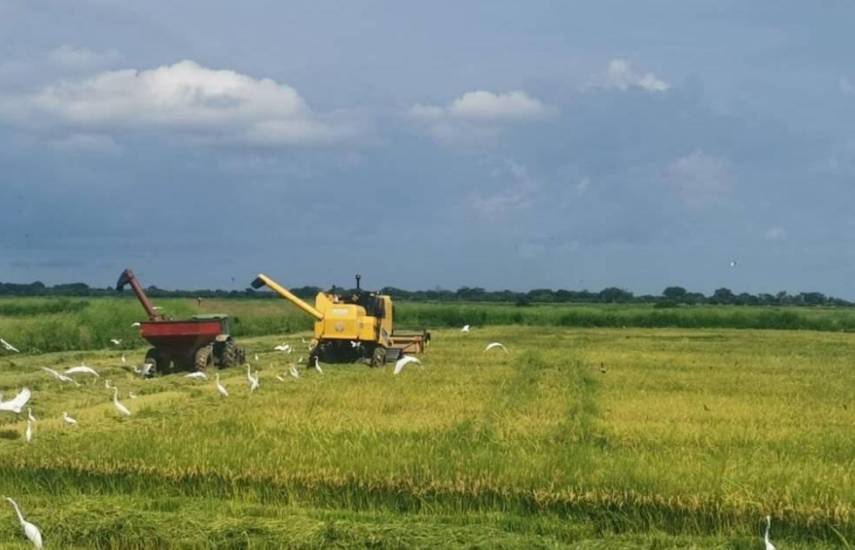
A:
1 1 854 296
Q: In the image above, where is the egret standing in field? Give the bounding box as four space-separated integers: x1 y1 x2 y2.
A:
1 338 20 353
289 365 300 379
246 364 260 392
484 342 508 353
110 338 122 346
62 412 78 426
185 371 208 381
313 356 323 374
111 386 131 417
461 324 470 333
394 355 421 375
5 497 43 548
764 516 776 550
27 408 36 422
131 322 140 328
216 373 228 397
25 419 32 443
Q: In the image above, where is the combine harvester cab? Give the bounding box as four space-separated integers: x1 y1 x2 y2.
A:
116 269 245 374
251 273 429 368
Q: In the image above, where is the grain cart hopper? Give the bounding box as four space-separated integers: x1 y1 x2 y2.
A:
116 269 245 373
251 273 430 367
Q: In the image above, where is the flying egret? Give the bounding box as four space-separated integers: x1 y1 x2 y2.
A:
215 373 228 397
461 324 470 333
764 516 776 550
0 388 31 414
40 367 79 385
5 497 43 549
111 386 131 417
131 322 141 328
64 365 99 377
1 338 20 353
110 338 122 346
484 342 508 353
27 408 36 422
394 355 421 375
313 356 323 374
25 419 32 443
62 412 78 426
184 371 208 380
289 366 300 379
730 260 737 268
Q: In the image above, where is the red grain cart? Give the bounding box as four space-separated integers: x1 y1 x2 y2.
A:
117 269 245 373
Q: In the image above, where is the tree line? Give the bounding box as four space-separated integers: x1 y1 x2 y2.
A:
0 281 849 307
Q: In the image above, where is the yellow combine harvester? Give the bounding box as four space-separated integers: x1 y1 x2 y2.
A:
251 273 430 367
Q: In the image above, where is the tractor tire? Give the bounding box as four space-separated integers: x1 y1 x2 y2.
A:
143 348 161 376
194 344 214 372
371 346 386 368
220 338 238 368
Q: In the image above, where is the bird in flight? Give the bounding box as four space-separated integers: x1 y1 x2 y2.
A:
394 355 421 375
484 342 508 353
41 367 79 385
0 338 20 353
0 388 32 414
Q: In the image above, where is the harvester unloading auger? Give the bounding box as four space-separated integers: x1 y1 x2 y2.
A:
251 273 430 368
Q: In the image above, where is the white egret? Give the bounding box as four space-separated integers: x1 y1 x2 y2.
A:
350 340 362 349
110 338 122 346
62 412 78 426
297 356 304 363
5 497 43 549
461 324 470 333
484 342 508 353
275 374 286 382
111 386 131 417
215 373 228 397
25 419 32 443
64 365 99 377
121 354 126 364
105 379 114 389
274 344 291 353
41 367 79 385
254 354 259 361
394 355 421 375
0 388 31 414
246 365 259 392
313 356 323 374
184 371 208 381
27 408 36 422
128 392 138 399
131 322 141 327
1 338 20 353
289 366 300 379
764 516 776 550
131 363 153 377
730 260 737 268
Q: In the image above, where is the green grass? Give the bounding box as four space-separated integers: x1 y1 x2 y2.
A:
0 325 852 548
5 296 855 355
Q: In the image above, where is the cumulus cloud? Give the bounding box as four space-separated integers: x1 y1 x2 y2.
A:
664 150 731 207
408 90 550 144
594 58 670 93
0 60 353 146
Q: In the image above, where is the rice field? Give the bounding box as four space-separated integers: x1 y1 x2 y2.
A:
0 314 852 548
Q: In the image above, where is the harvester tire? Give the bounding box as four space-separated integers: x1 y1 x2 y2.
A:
220 338 238 368
144 348 161 375
371 346 386 368
194 344 214 371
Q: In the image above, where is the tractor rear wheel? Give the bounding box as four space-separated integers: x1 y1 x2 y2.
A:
143 348 161 376
371 346 386 368
194 344 214 371
220 338 238 368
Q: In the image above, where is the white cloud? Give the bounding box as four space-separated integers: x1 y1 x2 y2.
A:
664 150 731 207
470 159 538 218
0 60 353 146
595 58 670 93
764 227 786 241
408 90 550 144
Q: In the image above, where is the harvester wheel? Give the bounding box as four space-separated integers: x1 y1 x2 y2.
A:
371 346 386 368
220 338 238 368
144 348 161 375
194 344 214 371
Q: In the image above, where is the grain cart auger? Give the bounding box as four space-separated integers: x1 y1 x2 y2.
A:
116 268 245 374
251 273 430 368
